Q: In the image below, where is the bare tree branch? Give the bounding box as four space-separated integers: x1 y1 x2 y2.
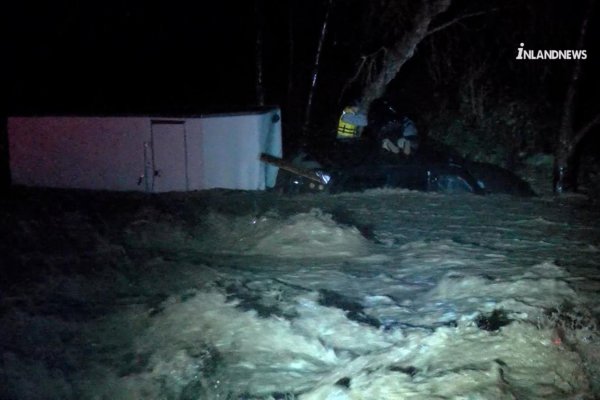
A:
554 0 595 193
303 0 333 131
573 112 600 147
254 0 265 106
359 0 452 112
339 47 387 105
426 8 499 37
558 0 595 160
339 56 368 106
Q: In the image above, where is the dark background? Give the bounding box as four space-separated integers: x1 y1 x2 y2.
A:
3 0 600 183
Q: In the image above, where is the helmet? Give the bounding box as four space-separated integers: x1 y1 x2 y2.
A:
401 117 418 138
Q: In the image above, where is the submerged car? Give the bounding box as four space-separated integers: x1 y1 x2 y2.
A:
269 140 535 196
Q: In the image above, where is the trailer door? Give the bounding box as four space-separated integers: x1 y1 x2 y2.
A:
151 120 187 192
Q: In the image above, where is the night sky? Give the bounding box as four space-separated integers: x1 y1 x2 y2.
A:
5 1 263 114
3 1 600 141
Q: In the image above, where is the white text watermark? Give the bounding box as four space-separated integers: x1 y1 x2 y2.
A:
516 43 587 60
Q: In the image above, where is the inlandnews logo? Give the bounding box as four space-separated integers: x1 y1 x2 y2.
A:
516 43 587 60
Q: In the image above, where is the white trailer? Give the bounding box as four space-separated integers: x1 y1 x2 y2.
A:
8 108 281 192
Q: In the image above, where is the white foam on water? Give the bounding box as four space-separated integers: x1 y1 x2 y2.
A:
248 209 371 258
179 208 372 259
127 280 590 399
2 190 600 399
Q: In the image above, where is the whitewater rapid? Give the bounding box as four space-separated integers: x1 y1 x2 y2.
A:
1 189 599 399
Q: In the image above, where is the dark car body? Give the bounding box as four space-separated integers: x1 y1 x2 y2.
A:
275 140 535 196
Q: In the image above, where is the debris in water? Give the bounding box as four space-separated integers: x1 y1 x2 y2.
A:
389 365 419 376
335 377 351 388
475 309 511 331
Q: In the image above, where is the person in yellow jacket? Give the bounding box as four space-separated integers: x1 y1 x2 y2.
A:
337 105 368 140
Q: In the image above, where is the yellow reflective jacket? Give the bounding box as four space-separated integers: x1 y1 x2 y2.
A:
337 107 360 139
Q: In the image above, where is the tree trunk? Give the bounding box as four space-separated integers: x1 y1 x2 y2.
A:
554 0 596 194
303 0 333 134
254 0 265 106
287 1 295 109
359 0 452 113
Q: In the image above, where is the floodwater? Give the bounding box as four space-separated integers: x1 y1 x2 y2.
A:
1 188 599 399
